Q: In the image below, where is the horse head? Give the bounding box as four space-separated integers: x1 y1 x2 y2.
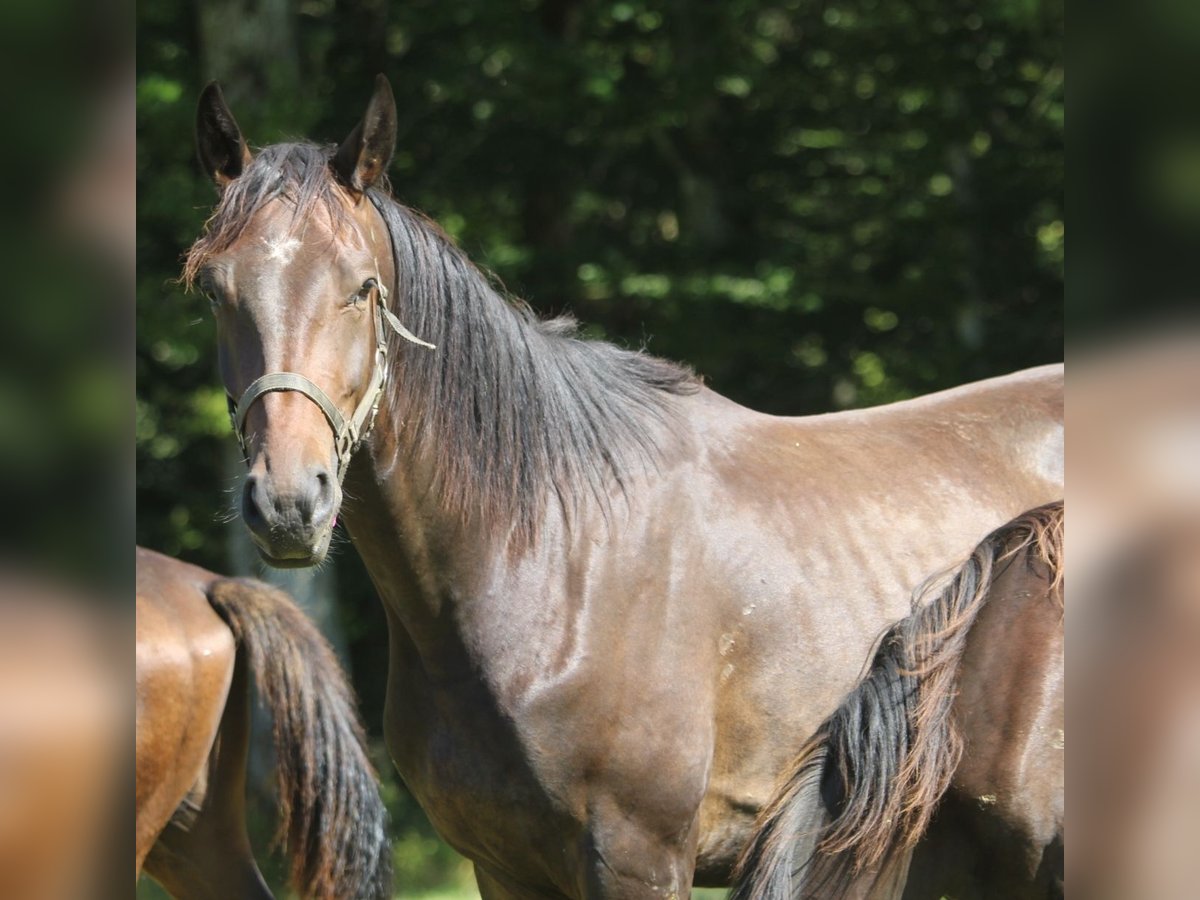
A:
189 77 401 566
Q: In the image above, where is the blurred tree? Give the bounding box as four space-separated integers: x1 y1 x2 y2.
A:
137 0 1062 895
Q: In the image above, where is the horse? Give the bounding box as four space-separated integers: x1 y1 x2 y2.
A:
135 546 391 899
184 75 1063 899
731 501 1064 900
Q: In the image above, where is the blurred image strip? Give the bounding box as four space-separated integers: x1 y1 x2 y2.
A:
1071 0 1200 894
0 0 130 898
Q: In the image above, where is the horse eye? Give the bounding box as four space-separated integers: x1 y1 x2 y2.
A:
348 279 376 307
200 279 221 309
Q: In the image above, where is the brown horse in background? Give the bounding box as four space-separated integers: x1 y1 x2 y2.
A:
732 501 1064 899
135 546 390 899
185 77 1063 898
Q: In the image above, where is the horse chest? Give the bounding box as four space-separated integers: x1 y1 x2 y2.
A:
384 679 582 883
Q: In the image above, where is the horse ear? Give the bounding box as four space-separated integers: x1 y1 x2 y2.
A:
333 74 397 196
196 82 252 190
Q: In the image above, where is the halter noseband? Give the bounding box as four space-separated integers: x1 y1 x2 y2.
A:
226 278 435 482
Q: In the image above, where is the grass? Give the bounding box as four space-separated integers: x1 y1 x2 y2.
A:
400 887 481 900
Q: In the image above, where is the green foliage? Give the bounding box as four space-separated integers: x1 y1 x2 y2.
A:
137 0 1062 894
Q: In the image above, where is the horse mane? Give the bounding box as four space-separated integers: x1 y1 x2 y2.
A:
183 141 699 545
730 500 1064 900
367 190 699 543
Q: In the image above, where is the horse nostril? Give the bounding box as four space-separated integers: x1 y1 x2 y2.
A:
242 476 267 532
292 467 333 526
315 468 334 501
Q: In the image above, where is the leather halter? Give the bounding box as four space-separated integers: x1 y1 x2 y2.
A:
226 278 435 482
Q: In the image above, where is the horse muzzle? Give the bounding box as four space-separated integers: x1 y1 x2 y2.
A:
241 468 338 567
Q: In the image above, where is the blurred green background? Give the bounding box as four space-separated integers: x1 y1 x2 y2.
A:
136 0 1062 896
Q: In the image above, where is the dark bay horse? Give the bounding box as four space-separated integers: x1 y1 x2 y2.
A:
732 501 1064 900
185 76 1063 898
135 546 390 899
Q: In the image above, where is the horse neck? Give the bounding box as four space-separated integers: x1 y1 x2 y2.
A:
344 194 695 660
341 380 684 676
341 417 489 622
341 392 588 683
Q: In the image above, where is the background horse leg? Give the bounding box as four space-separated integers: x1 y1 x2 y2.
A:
143 649 273 899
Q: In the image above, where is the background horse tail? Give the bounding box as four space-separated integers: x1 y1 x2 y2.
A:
731 501 1064 900
207 577 392 900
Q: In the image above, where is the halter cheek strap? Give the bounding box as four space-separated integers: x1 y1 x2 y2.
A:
227 279 435 482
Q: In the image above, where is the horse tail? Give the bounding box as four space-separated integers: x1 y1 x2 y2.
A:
207 577 392 900
731 501 1064 900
